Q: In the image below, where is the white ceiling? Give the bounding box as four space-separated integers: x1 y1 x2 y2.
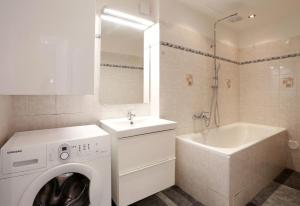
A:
177 0 300 33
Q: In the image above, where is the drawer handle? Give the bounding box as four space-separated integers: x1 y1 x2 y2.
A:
119 129 175 139
119 157 176 176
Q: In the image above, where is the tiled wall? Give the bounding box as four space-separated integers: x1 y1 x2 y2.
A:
239 35 300 172
0 96 13 145
11 95 150 135
159 22 240 135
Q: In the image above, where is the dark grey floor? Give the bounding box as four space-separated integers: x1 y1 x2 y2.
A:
112 186 203 206
248 169 300 206
112 169 300 206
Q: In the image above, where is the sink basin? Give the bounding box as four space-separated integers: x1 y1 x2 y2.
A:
100 116 176 138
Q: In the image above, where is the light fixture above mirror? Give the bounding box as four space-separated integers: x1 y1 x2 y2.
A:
101 8 154 30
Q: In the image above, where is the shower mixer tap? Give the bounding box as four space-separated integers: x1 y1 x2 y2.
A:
193 112 211 127
193 112 210 121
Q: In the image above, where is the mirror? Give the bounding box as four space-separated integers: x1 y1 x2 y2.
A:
98 4 155 105
100 20 144 104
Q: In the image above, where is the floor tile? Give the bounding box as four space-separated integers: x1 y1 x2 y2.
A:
162 186 198 206
130 195 168 206
127 186 203 206
279 171 300 191
249 169 300 206
246 203 257 206
157 192 178 206
274 168 294 184
250 182 281 205
262 185 300 206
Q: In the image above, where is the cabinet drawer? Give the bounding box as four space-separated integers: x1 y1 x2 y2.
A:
119 159 175 206
118 130 175 173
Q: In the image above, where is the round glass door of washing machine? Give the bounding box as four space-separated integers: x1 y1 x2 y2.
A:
33 173 90 206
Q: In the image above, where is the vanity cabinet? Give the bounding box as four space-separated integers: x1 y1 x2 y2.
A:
114 130 175 206
0 0 95 95
100 117 176 206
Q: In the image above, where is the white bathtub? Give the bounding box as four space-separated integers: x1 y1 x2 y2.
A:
176 123 288 206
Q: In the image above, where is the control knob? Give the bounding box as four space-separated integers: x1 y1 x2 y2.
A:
60 152 70 160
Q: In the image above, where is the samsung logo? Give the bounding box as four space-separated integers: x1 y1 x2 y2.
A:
7 150 22 154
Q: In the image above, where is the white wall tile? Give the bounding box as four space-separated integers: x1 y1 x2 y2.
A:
56 96 87 114
13 96 29 116
28 96 56 115
240 36 300 172
0 96 13 145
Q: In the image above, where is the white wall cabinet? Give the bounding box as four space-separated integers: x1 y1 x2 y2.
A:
0 0 95 95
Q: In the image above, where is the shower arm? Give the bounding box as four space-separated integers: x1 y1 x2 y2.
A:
214 13 238 25
213 13 238 48
213 13 238 51
212 13 238 84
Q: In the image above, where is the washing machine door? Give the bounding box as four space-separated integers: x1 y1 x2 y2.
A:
19 163 104 206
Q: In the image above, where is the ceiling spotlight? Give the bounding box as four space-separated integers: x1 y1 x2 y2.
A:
248 14 256 19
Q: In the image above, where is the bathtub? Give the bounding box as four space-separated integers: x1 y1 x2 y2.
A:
176 123 287 206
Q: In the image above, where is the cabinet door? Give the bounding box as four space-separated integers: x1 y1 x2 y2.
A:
0 0 95 95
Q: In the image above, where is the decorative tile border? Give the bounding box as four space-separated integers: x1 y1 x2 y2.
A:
240 53 300 65
100 63 143 70
160 41 240 65
160 41 300 66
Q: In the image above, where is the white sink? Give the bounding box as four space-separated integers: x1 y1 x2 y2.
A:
100 116 176 138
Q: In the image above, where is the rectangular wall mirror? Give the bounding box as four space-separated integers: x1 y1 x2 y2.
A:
98 2 155 105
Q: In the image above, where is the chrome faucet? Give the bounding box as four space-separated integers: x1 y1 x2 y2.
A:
127 111 136 125
193 112 210 127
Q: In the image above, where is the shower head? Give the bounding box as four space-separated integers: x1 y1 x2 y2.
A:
214 13 242 26
228 15 243 23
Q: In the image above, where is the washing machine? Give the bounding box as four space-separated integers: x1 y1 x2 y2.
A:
0 125 111 206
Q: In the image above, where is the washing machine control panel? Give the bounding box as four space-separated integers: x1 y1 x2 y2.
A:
47 136 110 164
58 144 71 160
